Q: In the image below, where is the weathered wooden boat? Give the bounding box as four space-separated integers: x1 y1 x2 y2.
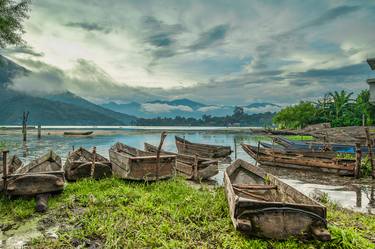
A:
0 154 23 192
144 142 218 180
274 136 373 154
224 159 331 241
4 151 65 196
109 142 176 181
64 147 112 181
175 136 232 159
241 143 355 176
63 131 94 136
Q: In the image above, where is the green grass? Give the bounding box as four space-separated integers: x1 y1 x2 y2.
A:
283 135 315 141
0 178 374 248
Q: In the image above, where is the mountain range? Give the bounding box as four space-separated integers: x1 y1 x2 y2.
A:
0 55 136 125
0 55 280 125
101 99 280 119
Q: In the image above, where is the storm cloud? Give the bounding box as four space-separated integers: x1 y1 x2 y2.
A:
4 0 374 106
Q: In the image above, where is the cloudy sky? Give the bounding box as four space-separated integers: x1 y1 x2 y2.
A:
3 0 375 105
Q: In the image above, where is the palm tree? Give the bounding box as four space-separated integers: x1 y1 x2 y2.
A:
328 90 354 119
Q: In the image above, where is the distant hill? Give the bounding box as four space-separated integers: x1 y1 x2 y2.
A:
0 55 136 125
102 99 281 119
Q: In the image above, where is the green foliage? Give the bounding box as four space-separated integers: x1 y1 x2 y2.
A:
136 112 275 126
283 135 315 141
273 89 375 129
0 0 31 48
1 178 374 248
273 101 318 129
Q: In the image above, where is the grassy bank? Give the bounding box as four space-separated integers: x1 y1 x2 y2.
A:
0 178 374 248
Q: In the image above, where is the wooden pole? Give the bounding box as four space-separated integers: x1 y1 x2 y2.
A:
193 155 198 180
37 124 41 139
91 147 96 177
255 141 260 167
355 143 362 179
156 131 168 180
22 111 29 142
2 150 9 191
234 137 237 160
365 128 375 179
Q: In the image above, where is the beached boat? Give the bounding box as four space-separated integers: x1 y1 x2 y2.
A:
144 143 218 180
63 131 94 136
64 147 112 181
224 159 331 241
175 136 232 159
4 151 65 196
0 155 23 192
241 143 355 176
274 136 373 154
109 142 176 181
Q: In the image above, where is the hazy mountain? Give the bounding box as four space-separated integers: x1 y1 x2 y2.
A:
0 55 136 125
102 99 280 119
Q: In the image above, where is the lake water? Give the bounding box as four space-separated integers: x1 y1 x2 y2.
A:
0 126 374 214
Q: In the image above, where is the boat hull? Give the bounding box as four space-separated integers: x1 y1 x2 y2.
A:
224 159 330 241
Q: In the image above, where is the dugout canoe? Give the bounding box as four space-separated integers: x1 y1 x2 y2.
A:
144 142 218 180
224 159 330 241
63 131 94 136
241 143 355 176
4 151 65 196
64 147 112 181
175 136 232 159
274 136 373 154
109 142 176 181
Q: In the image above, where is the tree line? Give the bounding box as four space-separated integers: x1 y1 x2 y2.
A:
135 107 275 126
273 89 375 129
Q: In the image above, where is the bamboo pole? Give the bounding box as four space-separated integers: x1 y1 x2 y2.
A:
365 128 375 179
2 150 9 191
355 143 362 179
234 137 237 160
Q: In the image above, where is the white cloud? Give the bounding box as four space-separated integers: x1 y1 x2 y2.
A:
197 106 221 112
141 103 193 113
244 105 281 114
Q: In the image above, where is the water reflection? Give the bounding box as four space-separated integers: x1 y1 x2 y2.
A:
0 128 374 213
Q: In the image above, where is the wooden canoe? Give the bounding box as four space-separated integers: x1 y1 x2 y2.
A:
241 143 355 176
144 142 218 180
273 136 373 154
63 131 94 136
224 159 330 241
64 147 112 181
0 155 23 192
175 136 232 159
109 142 176 181
4 151 65 196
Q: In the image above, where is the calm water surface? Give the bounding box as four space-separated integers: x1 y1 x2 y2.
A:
1 127 374 214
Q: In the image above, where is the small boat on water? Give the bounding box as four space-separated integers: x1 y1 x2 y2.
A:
109 142 176 181
144 142 218 180
241 143 355 176
0 155 23 192
274 136 373 154
64 147 112 181
224 159 330 241
63 131 94 136
4 151 65 196
175 136 232 159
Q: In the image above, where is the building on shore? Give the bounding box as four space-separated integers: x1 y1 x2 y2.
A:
367 58 375 103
